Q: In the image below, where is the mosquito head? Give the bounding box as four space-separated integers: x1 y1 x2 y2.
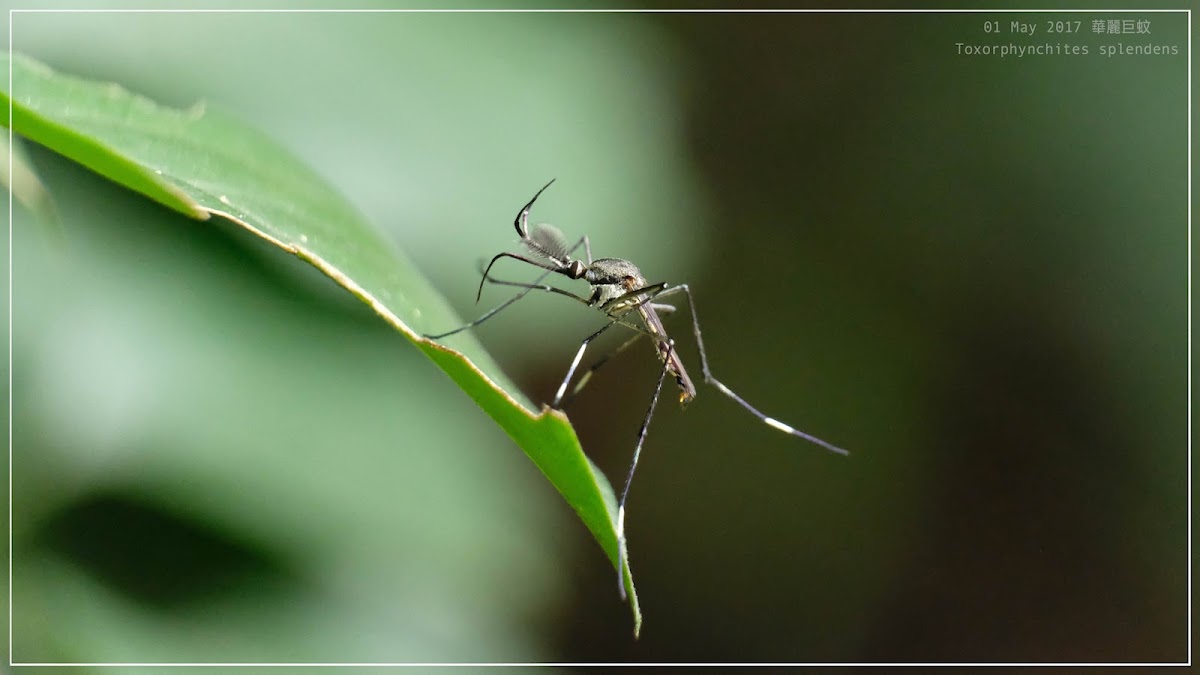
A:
474 180 584 302
566 259 587 279
513 179 583 274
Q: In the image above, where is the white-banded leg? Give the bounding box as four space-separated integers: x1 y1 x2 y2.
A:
647 284 849 456
617 340 673 600
553 321 620 408
557 304 677 410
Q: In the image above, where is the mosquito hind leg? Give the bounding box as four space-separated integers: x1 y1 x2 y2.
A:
647 284 849 456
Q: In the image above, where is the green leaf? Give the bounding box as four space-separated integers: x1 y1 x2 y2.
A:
2 51 641 635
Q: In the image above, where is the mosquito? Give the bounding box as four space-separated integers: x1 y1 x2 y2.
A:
424 179 848 600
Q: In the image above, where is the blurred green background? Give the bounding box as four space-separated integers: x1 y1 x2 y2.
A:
4 4 1189 664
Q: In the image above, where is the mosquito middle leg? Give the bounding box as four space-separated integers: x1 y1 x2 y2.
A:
616 343 672 601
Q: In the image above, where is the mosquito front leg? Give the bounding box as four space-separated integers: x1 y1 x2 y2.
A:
477 274 593 307
552 302 681 409
553 322 620 408
556 330 644 410
557 304 677 410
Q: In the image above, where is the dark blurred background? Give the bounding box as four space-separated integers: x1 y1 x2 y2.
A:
4 4 1189 665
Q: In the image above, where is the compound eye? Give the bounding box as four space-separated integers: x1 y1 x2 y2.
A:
568 260 586 279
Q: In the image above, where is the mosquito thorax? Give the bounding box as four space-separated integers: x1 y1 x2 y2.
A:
582 258 646 309
566 259 587 279
586 258 646 286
